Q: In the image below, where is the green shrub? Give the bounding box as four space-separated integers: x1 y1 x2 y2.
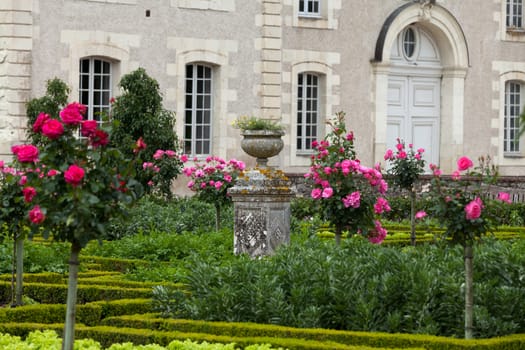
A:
153 237 525 338
106 196 233 240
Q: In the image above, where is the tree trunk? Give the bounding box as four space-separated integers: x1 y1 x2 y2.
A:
410 189 416 246
15 234 24 306
464 244 474 339
62 241 82 350
335 225 342 246
215 204 221 231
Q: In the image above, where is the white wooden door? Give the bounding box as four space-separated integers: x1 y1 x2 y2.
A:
387 76 440 168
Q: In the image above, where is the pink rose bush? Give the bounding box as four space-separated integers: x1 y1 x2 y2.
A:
304 112 389 244
384 139 426 190
425 155 509 244
13 101 144 244
141 148 185 198
183 156 245 230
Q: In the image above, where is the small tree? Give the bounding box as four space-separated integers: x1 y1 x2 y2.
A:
305 112 390 245
110 68 182 198
183 156 245 231
384 139 426 245
426 155 510 339
0 162 30 306
16 102 144 350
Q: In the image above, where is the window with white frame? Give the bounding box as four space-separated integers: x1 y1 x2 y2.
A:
507 0 523 29
297 72 320 152
184 63 213 156
79 58 112 125
299 0 321 17
504 81 523 154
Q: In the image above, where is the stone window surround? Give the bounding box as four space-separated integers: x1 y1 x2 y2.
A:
287 60 338 167
497 71 525 164
286 0 340 30
501 0 525 42
170 44 235 160
61 33 136 105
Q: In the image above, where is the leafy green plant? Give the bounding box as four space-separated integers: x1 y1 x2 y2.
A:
154 236 525 338
110 68 183 199
231 116 284 132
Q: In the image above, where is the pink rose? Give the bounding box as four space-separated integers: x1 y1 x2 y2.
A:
342 191 361 208
90 129 109 148
384 149 394 160
457 156 474 171
165 150 176 158
64 164 85 187
321 187 333 198
41 119 64 139
29 205 45 224
12 144 39 163
368 220 387 244
397 151 407 159
465 197 483 220
22 186 37 203
374 197 391 214
153 150 165 160
497 192 511 204
81 120 98 137
59 102 85 125
396 143 403 151
415 211 427 220
33 113 50 133
452 170 461 181
47 169 59 177
214 181 223 189
311 188 322 199
180 154 189 163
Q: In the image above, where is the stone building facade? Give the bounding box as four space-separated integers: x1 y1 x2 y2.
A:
1 0 525 179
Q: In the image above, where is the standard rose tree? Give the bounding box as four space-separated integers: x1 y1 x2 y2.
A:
425 155 511 339
15 102 144 350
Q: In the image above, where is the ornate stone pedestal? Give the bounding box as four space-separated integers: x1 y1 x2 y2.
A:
228 168 294 257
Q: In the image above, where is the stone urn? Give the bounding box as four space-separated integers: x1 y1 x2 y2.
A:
240 129 284 167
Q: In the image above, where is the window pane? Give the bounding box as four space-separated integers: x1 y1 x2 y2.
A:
94 59 101 74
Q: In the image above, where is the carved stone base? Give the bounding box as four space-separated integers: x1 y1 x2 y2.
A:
228 168 294 257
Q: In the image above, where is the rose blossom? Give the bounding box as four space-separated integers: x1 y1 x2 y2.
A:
90 129 109 147
368 220 387 244
153 150 165 160
29 205 45 224
321 187 334 198
465 197 483 220
33 113 50 133
81 120 98 137
12 144 39 163
59 102 85 125
374 197 391 214
497 192 511 204
41 119 64 139
22 187 37 203
64 164 85 187
457 156 474 171
311 188 322 199
342 191 361 208
415 211 427 219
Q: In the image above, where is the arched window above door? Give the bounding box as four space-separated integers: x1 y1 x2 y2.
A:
390 26 441 68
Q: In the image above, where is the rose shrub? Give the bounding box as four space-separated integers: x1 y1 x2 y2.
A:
183 155 245 230
304 112 389 244
17 101 144 349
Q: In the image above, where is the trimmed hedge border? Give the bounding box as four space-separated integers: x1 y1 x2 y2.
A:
99 314 525 350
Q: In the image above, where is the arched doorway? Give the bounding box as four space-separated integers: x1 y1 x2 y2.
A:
387 25 442 167
372 2 469 172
